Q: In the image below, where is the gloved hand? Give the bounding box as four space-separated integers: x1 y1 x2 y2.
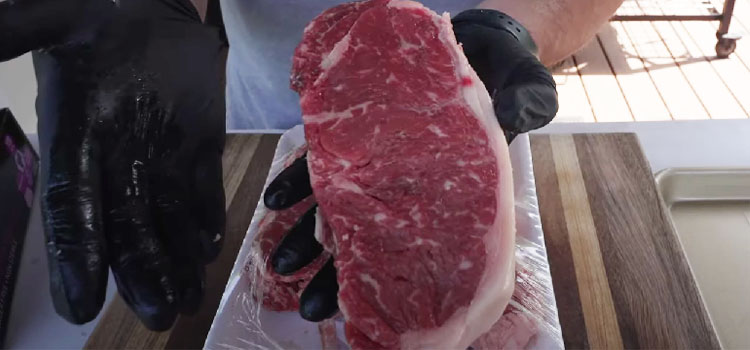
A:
452 9 559 143
263 156 339 322
264 8 558 322
1 0 228 331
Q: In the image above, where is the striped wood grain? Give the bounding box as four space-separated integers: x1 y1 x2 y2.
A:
531 133 720 349
85 133 722 349
549 135 624 349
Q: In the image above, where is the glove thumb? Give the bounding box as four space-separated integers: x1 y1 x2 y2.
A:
493 61 558 143
0 0 102 61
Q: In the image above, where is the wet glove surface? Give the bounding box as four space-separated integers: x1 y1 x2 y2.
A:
262 9 558 323
1 0 227 331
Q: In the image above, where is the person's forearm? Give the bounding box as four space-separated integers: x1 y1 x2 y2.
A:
477 0 624 66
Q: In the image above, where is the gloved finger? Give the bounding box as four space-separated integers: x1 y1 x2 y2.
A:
299 258 339 322
151 171 206 314
453 23 488 58
0 0 70 61
170 258 205 315
264 155 313 210
492 58 558 143
105 160 178 331
452 23 496 83
453 21 558 142
483 33 558 143
0 0 106 61
271 205 324 275
41 141 108 325
192 150 225 263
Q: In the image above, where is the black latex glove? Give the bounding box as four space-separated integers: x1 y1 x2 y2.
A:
452 9 559 143
263 156 339 322
264 9 558 322
1 0 228 331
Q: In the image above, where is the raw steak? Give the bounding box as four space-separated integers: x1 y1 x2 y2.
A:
471 262 545 349
292 0 516 348
251 201 542 349
471 305 538 350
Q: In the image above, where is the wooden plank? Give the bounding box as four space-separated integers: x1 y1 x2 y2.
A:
164 135 280 349
85 134 281 349
222 135 263 209
573 133 720 348
647 0 719 16
709 0 750 72
573 38 634 122
731 0 750 33
531 133 721 349
616 0 646 16
616 0 721 17
598 24 671 121
652 0 749 119
650 19 746 118
709 22 750 73
84 297 169 349
548 135 624 349
551 58 597 123
678 20 750 117
530 136 589 348
619 20 710 119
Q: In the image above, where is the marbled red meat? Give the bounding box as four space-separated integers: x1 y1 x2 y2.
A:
291 0 516 348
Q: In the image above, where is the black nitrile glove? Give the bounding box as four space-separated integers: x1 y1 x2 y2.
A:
263 9 558 323
452 9 559 143
1 0 228 331
263 157 340 322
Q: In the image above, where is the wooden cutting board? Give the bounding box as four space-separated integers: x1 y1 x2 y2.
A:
530 133 719 349
85 132 720 349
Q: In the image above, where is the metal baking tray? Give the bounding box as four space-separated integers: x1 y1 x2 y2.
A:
655 168 750 349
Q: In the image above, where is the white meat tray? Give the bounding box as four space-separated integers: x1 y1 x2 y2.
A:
204 126 563 349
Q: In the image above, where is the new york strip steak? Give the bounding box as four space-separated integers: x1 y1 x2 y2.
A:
291 0 516 348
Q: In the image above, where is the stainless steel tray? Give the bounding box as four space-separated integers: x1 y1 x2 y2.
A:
655 168 750 349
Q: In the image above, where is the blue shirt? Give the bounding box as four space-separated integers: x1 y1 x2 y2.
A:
221 0 481 132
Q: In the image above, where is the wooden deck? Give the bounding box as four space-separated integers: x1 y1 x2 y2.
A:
552 0 750 122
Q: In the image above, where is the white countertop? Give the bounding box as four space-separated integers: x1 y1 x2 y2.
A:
5 119 749 349
0 91 8 111
534 119 750 173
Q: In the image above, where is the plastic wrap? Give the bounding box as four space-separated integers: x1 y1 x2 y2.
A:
205 125 563 349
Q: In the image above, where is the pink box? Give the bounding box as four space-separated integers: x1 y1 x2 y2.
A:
0 108 38 347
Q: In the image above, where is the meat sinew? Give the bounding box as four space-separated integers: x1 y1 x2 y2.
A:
292 0 516 348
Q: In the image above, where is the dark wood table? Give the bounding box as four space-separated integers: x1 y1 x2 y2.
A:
85 133 719 349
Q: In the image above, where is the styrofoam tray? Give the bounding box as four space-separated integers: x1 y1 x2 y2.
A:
204 126 563 349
